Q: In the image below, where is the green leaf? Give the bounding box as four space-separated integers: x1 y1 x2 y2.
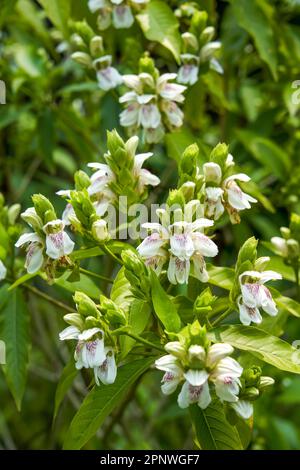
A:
136 1 181 62
37 0 71 37
209 325 300 374
120 299 151 359
0 289 30 410
266 256 296 282
230 0 278 79
190 401 243 450
63 357 155 449
54 359 78 420
150 271 181 333
111 267 134 312
54 272 101 300
236 131 290 181
165 130 198 164
207 265 234 291
270 288 300 318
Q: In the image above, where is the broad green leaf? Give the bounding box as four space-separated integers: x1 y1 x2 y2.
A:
54 272 101 300
120 299 151 359
136 1 181 62
165 130 199 164
190 401 243 450
209 325 300 374
270 288 300 318
37 0 71 37
267 256 296 282
0 289 30 409
54 360 78 419
230 0 278 79
236 131 290 180
207 265 234 291
150 271 181 333
111 267 134 312
63 357 155 449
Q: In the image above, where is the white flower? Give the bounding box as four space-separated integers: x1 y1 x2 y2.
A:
93 56 123 91
0 260 7 281
238 270 282 325
271 236 289 257
224 174 257 212
60 326 106 370
138 214 217 285
119 71 186 143
177 54 199 86
15 232 45 274
94 347 117 385
43 219 75 260
112 4 134 28
155 342 243 411
88 0 147 30
87 163 115 196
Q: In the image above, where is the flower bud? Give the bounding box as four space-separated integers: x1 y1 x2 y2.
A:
242 366 262 387
8 204 21 225
167 189 186 208
71 52 92 68
287 239 299 259
92 219 109 242
32 194 56 222
74 170 90 190
71 20 94 44
165 341 186 358
63 313 84 329
200 26 215 44
180 182 196 201
209 142 229 170
181 32 199 51
74 291 99 318
139 55 156 77
21 207 43 231
280 226 290 239
254 256 270 271
271 237 288 257
242 386 260 401
203 162 222 184
90 35 104 57
100 295 126 325
259 376 275 389
190 10 208 35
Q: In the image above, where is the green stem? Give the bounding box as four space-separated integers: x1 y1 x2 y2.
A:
24 284 74 313
79 267 114 284
114 329 164 352
211 307 233 327
102 244 123 265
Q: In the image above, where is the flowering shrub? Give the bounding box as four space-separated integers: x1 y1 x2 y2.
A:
1 0 300 451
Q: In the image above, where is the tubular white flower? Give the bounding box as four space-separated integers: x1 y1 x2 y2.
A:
94 56 123 91
59 325 80 341
15 232 45 274
112 4 134 29
94 347 117 385
0 260 7 281
231 400 253 420
238 270 282 325
271 236 288 257
224 174 257 211
203 162 222 184
43 219 75 260
177 380 211 409
177 54 199 86
75 329 106 370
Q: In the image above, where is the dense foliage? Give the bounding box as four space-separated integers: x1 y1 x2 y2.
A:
1 0 300 450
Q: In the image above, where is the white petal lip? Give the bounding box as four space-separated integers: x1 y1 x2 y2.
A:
212 357 243 380
59 325 80 341
155 354 179 373
206 343 234 368
225 173 251 183
184 369 209 387
134 152 153 170
188 344 206 362
137 233 166 257
112 4 134 29
231 400 253 420
15 232 42 247
239 302 262 326
78 328 102 341
26 245 44 274
192 233 218 257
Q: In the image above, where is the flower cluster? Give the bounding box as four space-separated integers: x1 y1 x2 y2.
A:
120 58 186 143
15 196 75 275
137 201 218 284
88 0 148 30
154 328 252 418
59 292 118 386
200 148 257 224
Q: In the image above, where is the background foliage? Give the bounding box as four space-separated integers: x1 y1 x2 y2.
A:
1 0 300 450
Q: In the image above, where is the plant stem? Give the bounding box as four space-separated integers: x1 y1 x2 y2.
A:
115 330 164 352
24 284 74 313
79 267 114 284
102 244 123 265
211 307 233 327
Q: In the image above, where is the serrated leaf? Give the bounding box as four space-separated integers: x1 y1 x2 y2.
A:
63 357 155 449
1 289 30 409
209 325 300 374
136 1 181 62
230 0 278 79
190 401 243 450
150 271 181 333
54 359 78 420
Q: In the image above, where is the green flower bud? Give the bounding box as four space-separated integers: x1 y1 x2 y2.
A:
254 256 270 271
259 376 275 389
189 322 208 348
63 313 84 329
122 249 146 277
71 20 95 45
180 182 196 202
71 52 92 68
236 237 258 269
165 341 186 359
193 288 216 319
21 207 43 231
83 316 101 330
180 143 199 176
242 386 260 401
100 295 126 326
243 366 262 387
181 32 199 52
106 129 125 157
92 219 109 242
74 291 99 318
139 55 156 77
287 239 299 258
32 194 56 222
167 189 186 208
190 10 208 36
74 170 90 190
200 26 215 44
209 143 229 170
280 226 290 240
90 35 104 57
8 204 21 225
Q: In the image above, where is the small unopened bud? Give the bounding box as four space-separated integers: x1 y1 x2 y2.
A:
243 366 262 387
71 52 92 68
280 226 290 239
63 313 84 329
90 35 104 57
181 32 199 51
200 26 215 44
74 291 99 318
165 341 186 358
74 170 90 190
92 219 109 242
139 55 156 77
271 237 288 257
8 204 21 225
203 162 222 184
21 207 43 230
259 376 275 389
32 194 56 222
242 387 260 401
287 239 299 258
180 182 196 201
254 256 271 271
